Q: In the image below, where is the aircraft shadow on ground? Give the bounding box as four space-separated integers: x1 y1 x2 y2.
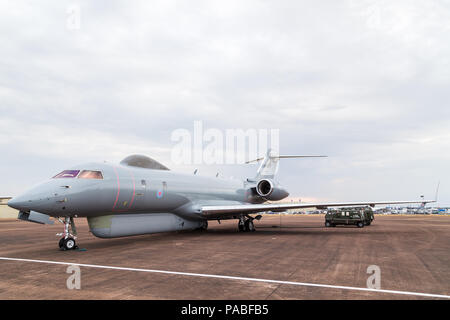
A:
76 227 389 251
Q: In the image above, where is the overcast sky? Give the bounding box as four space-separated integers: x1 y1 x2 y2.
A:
1 1 449 205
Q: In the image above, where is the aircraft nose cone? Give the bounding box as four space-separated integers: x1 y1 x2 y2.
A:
7 196 29 211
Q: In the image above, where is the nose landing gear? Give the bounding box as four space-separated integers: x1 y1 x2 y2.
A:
57 217 78 250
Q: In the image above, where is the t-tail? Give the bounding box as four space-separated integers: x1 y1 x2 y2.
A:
245 149 327 201
246 149 327 180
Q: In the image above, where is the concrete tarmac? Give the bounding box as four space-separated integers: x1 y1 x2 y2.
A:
0 215 448 299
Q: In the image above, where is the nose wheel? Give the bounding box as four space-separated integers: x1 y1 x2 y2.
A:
59 237 76 250
57 217 78 250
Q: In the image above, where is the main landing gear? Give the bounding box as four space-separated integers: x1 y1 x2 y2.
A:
57 217 78 250
238 215 261 232
197 220 208 231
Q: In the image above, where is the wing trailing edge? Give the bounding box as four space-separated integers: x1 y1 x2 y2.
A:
201 199 435 218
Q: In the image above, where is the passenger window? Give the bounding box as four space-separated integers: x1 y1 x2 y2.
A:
78 170 103 179
53 170 80 178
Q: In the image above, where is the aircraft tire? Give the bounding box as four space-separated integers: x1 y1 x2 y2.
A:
245 219 255 232
59 238 65 248
199 221 208 231
357 222 364 228
325 221 331 227
63 237 76 250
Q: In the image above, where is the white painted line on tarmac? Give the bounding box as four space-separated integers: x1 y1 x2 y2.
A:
1 256 449 299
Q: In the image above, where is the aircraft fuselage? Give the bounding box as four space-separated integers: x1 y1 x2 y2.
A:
8 162 265 220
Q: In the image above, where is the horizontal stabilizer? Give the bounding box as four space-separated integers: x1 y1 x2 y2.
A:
245 155 327 164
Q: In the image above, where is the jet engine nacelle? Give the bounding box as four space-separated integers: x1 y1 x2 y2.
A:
256 179 289 201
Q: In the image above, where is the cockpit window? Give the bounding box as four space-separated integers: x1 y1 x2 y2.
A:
78 170 103 179
53 170 80 178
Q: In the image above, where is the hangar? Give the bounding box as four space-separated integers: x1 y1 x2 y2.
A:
0 197 17 219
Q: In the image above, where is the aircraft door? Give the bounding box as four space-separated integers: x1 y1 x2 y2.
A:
131 179 148 210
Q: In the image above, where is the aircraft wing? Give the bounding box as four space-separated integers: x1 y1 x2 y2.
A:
201 200 435 218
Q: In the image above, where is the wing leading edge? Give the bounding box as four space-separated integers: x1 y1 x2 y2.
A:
201 200 435 218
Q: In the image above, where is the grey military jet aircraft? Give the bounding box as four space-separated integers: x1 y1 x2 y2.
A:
8 151 433 250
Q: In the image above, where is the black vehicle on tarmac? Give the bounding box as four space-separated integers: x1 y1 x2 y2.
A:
325 206 374 228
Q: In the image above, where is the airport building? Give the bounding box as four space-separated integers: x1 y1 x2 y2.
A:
0 198 18 219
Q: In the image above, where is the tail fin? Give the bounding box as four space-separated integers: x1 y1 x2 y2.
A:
435 181 440 202
246 149 327 180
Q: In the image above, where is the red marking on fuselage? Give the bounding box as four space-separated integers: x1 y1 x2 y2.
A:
112 166 120 209
128 170 136 208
